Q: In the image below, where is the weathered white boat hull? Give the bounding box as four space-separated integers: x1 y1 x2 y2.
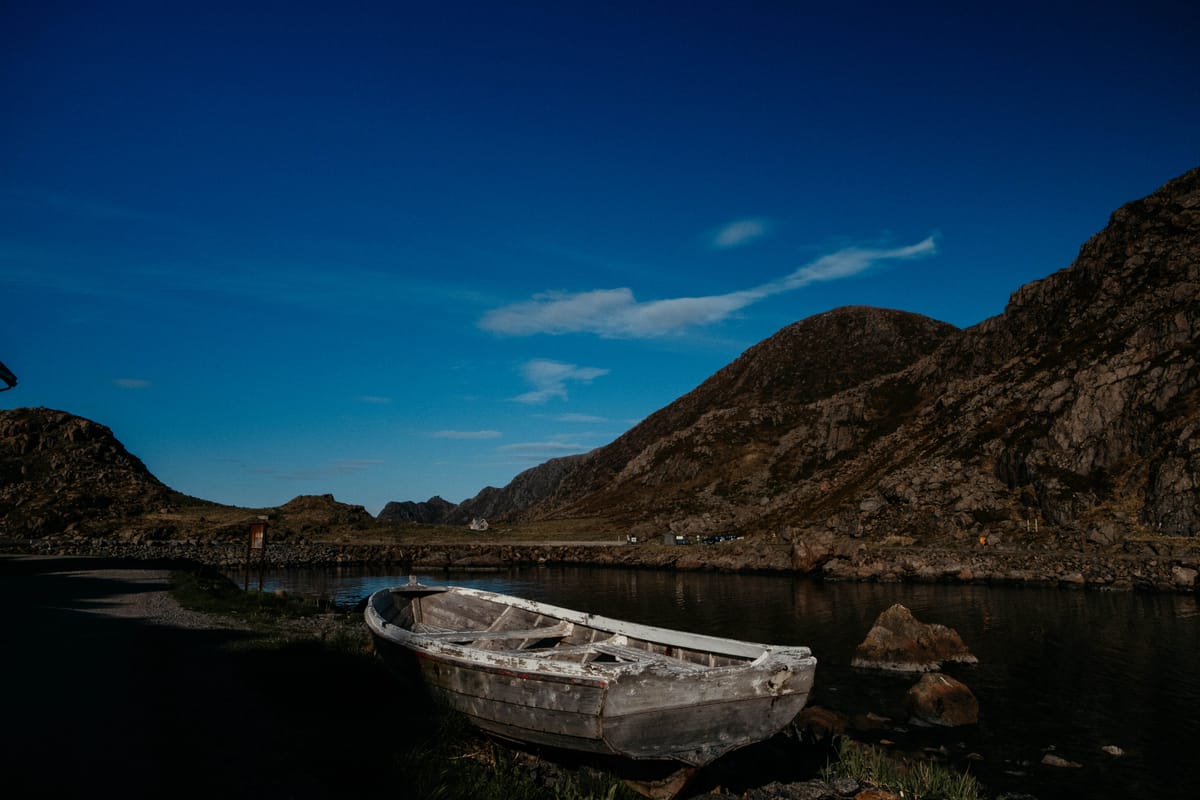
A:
366 584 816 766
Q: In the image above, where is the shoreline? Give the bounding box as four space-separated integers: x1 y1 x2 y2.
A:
5 553 1193 799
8 534 1198 594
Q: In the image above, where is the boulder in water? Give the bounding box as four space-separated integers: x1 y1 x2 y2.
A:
904 673 979 727
851 604 977 672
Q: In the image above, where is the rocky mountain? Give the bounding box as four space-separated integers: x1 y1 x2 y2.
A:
471 166 1200 543
0 407 183 537
448 453 589 525
377 495 457 524
526 306 957 519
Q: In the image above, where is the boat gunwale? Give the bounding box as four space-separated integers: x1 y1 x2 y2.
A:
365 585 815 681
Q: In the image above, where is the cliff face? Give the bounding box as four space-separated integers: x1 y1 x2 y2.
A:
478 166 1200 543
904 167 1200 539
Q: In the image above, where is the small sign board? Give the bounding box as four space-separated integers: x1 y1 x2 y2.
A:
245 519 269 591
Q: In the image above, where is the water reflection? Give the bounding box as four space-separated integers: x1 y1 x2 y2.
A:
246 565 1200 800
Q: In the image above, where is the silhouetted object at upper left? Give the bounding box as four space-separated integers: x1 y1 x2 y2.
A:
0 360 17 391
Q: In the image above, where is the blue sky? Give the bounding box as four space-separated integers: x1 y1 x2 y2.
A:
2 1 1197 514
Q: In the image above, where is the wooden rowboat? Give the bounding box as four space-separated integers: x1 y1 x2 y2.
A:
364 580 817 768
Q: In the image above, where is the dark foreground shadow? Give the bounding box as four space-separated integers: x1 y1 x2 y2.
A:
1 556 439 799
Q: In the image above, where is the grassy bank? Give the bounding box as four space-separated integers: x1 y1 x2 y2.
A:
168 566 635 800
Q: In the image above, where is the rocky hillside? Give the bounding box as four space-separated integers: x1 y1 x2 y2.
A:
473 166 1200 544
377 495 457 524
0 407 182 537
530 306 956 517
0 408 380 542
449 453 589 524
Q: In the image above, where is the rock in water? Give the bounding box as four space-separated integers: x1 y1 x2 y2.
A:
851 604 978 671
790 706 847 741
904 673 980 727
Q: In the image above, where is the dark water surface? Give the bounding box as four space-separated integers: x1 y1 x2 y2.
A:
252 565 1200 799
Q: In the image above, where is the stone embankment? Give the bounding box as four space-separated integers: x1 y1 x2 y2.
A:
11 532 1199 593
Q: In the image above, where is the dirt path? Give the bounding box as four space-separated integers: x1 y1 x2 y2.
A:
15 560 232 627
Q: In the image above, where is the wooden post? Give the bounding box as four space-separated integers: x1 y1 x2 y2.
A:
247 519 268 591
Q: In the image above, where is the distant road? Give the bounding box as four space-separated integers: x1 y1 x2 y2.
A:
496 540 628 547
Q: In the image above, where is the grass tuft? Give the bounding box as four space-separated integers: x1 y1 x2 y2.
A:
821 738 984 800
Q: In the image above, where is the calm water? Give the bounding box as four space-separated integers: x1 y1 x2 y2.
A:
249 565 1200 799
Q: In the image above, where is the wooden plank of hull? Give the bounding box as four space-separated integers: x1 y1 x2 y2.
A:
414 651 612 752
466 713 616 756
445 689 605 742
605 659 813 715
601 692 811 765
596 650 815 764
418 654 607 718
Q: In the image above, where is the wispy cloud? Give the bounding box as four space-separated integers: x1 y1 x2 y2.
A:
497 440 588 455
515 358 609 404
113 377 152 389
357 395 392 404
273 458 384 481
547 412 608 423
710 218 770 249
479 237 936 339
429 430 503 440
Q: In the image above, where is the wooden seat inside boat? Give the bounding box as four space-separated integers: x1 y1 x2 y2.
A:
414 620 572 643
590 642 708 671
489 638 711 671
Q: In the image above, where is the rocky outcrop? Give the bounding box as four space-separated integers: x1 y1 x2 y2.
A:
274 494 375 534
377 495 456 524
459 166 1200 545
851 604 977 672
446 453 589 524
904 673 979 727
0 407 184 538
